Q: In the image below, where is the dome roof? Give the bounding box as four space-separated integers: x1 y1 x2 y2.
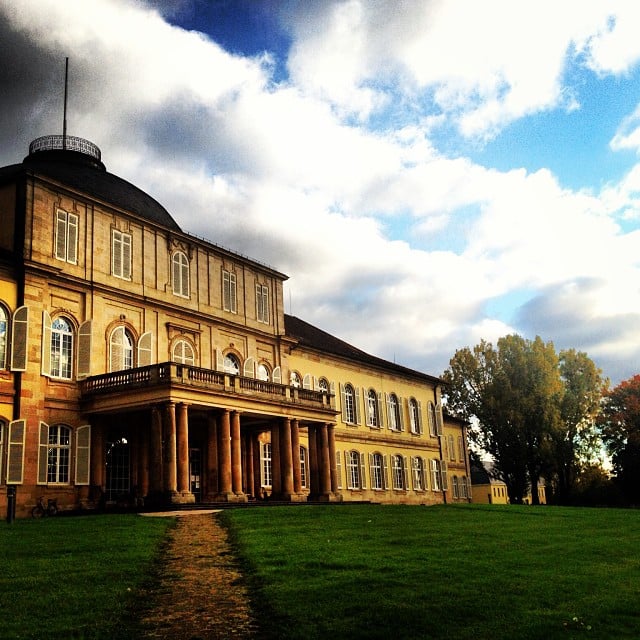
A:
16 135 181 232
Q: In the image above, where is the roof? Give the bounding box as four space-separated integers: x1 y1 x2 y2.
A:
284 314 443 385
0 148 181 232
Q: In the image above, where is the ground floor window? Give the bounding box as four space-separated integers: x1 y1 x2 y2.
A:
300 446 308 488
392 455 406 490
46 424 71 483
261 442 272 487
370 452 384 490
106 435 130 501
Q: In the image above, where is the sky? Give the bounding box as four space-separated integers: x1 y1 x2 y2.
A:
1 0 639 386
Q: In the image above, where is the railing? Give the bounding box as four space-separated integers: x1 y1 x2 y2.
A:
81 362 334 410
29 135 102 161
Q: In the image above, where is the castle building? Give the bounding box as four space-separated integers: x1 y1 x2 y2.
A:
0 135 470 516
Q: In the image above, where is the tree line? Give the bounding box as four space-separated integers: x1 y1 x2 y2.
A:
442 334 640 506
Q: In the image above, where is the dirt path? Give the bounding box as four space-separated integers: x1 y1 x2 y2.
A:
138 512 258 640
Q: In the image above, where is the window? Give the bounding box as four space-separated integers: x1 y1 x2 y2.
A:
388 393 402 431
342 384 357 424
261 442 272 487
458 435 465 461
42 424 71 484
224 353 240 375
412 457 426 490
452 476 460 498
392 454 407 490
55 209 78 264
366 389 380 428
257 363 269 381
256 284 269 323
172 251 190 297
300 446 308 488
109 326 134 372
106 435 130 500
50 316 73 379
448 435 456 461
290 371 301 387
223 270 237 313
347 451 361 489
0 305 7 369
318 378 329 393
409 398 422 434
370 453 384 490
428 402 437 436
0 421 4 482
430 459 448 492
112 229 132 280
173 339 195 365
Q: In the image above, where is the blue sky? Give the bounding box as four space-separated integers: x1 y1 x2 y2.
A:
1 0 639 385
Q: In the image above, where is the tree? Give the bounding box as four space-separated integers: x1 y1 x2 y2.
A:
597 375 640 503
443 335 603 505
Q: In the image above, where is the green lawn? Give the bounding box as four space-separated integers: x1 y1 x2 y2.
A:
222 504 640 640
0 514 172 639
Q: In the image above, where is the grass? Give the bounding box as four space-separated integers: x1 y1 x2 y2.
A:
222 504 640 640
0 514 172 640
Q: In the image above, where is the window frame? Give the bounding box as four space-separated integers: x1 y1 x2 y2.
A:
224 352 240 375
109 326 135 372
0 304 8 370
343 384 356 424
172 339 195 365
346 450 361 490
55 208 78 264
412 456 426 491
370 452 384 490
222 269 237 313
256 283 269 324
261 442 272 487
41 423 71 485
409 398 422 434
172 250 190 298
366 389 380 428
392 454 406 490
49 315 74 380
112 229 132 280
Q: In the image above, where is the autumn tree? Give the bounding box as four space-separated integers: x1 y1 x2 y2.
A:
597 374 640 503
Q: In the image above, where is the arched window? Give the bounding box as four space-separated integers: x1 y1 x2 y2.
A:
45 424 71 483
409 398 421 434
0 305 8 370
257 363 270 381
290 371 301 388
172 339 195 365
367 389 379 427
317 377 329 393
388 394 401 431
224 353 240 375
51 316 73 379
110 326 134 372
412 457 426 490
343 384 356 424
370 452 384 490
347 451 361 489
392 454 406 490
172 251 190 297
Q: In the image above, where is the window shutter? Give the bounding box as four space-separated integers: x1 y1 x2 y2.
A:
6 419 26 484
77 320 92 378
385 393 392 429
336 450 342 489
138 331 152 367
55 210 67 260
382 454 389 490
435 402 444 436
302 373 312 390
112 231 122 277
427 402 435 436
272 366 281 384
410 457 417 490
41 310 52 377
377 392 385 428
110 326 124 372
430 459 439 491
345 452 352 489
243 357 255 378
67 212 78 264
364 389 372 427
37 421 50 485
449 435 455 461
230 273 237 312
417 400 423 434
403 456 409 490
74 425 91 485
339 384 347 422
440 460 449 492
360 451 367 489
398 397 405 431
11 306 28 371
122 233 132 279
354 387 361 425
422 458 429 490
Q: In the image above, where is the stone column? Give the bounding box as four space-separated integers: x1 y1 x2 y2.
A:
291 419 302 494
308 424 319 498
164 402 177 496
218 409 232 496
176 403 194 502
149 406 163 495
319 423 331 497
231 411 243 496
280 418 294 499
328 424 338 494
271 421 281 497
206 412 218 500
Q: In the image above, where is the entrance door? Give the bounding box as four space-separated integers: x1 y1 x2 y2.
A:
189 448 202 502
106 436 130 502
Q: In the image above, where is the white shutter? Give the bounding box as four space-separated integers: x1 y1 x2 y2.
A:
77 320 92 378
10 306 28 372
428 402 435 436
244 357 255 378
336 450 343 490
67 212 78 264
55 209 67 260
435 402 444 436
41 310 52 377
385 393 392 429
430 459 440 491
382 454 389 490
303 373 312 390
398 397 405 431
110 326 124 372
340 384 347 422
37 421 50 485
354 387 361 425
410 457 417 490
440 460 449 492
272 366 281 384
75 425 91 485
138 331 152 367
230 272 237 312
112 230 122 277
403 456 409 491
122 233 132 279
377 392 385 429
364 389 372 427
360 451 367 489
417 400 423 434
6 420 26 484
345 451 352 489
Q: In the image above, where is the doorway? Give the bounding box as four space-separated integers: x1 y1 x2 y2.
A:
189 448 202 502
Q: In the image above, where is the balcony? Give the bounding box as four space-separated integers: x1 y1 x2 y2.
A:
80 362 335 411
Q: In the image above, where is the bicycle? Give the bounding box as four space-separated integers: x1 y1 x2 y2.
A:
31 496 58 518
